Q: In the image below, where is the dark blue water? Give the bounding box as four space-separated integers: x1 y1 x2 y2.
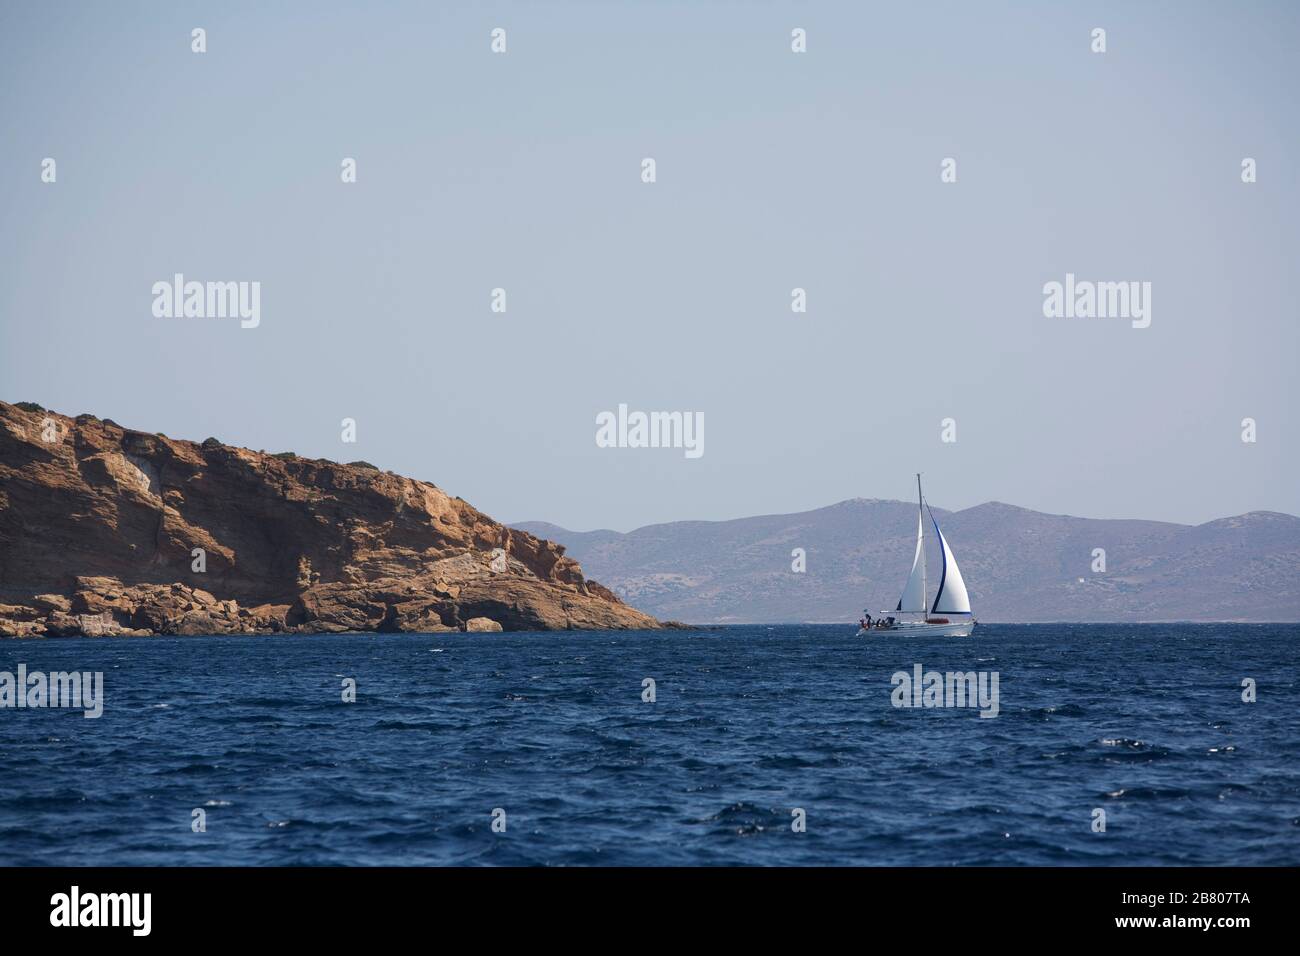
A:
1 625 1296 866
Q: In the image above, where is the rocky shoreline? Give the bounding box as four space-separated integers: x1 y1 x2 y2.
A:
0 401 661 637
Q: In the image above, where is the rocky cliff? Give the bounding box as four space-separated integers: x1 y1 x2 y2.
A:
0 401 659 637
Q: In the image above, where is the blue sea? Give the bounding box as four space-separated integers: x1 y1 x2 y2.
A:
1 624 1296 866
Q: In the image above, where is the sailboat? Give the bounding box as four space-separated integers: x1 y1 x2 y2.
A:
856 475 976 637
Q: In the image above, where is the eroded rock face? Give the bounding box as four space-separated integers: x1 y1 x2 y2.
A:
0 402 659 637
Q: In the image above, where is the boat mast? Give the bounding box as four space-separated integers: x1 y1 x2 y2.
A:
917 473 926 619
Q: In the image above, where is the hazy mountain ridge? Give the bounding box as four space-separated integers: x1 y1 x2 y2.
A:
514 500 1300 623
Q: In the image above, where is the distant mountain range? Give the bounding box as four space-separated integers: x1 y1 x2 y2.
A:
514 500 1300 623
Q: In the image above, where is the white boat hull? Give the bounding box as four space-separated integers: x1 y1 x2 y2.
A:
856 620 975 638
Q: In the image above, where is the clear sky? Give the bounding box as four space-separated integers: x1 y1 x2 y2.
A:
2 1 1297 531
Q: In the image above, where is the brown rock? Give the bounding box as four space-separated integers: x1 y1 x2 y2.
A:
0 401 658 637
0 618 46 638
388 599 457 633
464 616 504 632
31 594 72 613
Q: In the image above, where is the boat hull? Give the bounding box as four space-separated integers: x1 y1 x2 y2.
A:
856 620 975 638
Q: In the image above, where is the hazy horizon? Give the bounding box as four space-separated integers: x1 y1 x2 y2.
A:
4 1 1297 532
509 495 1300 536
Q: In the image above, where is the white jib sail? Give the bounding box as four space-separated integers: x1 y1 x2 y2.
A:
897 509 927 612
931 525 972 614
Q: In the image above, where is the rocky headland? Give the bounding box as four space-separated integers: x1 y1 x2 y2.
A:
0 401 660 637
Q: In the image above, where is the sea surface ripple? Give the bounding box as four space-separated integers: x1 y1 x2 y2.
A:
1 624 1296 866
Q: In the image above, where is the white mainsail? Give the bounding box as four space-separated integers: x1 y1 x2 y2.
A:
896 507 926 613
930 519 972 615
